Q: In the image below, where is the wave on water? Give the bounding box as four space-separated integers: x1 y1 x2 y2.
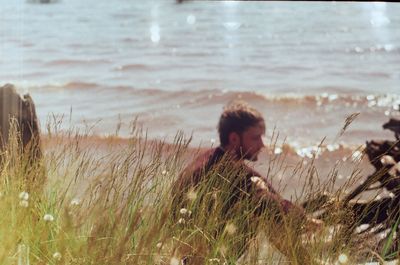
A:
345 44 399 54
44 59 111 67
113 64 154 71
27 82 400 111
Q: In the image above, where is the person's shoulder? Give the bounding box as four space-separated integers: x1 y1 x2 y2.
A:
189 147 220 171
177 147 218 180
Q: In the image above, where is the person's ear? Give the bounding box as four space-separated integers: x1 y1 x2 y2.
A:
228 132 240 147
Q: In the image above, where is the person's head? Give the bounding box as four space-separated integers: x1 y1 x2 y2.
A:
218 101 265 161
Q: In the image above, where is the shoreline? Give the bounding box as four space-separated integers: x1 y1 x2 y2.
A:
41 133 376 199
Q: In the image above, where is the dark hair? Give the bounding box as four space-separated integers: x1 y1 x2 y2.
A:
218 101 265 146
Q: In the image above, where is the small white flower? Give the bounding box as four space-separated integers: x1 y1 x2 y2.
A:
156 242 162 249
178 218 186 225
274 147 282 154
19 200 29 208
43 214 55 222
70 198 80 206
53 252 62 260
338 253 348 264
19 191 29 201
179 208 192 217
161 170 168 176
170 257 180 265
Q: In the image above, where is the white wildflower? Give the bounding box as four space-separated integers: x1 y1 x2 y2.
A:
178 218 186 225
70 198 80 206
179 208 189 215
338 253 348 264
162 170 168 176
53 252 62 260
19 200 29 208
43 214 55 222
19 191 29 201
156 242 162 249
274 147 282 154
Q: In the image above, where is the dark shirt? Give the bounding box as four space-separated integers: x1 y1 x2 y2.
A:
172 146 296 218
170 146 302 260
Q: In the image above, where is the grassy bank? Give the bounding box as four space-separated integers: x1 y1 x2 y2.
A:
0 122 394 264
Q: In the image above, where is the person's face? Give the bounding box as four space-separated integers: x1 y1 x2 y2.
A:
238 122 265 161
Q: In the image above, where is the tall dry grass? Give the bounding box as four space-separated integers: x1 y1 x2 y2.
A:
0 118 393 265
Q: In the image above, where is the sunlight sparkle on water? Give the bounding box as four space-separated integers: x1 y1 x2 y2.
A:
150 24 160 43
223 22 241 31
187 14 196 25
223 0 239 7
369 3 390 27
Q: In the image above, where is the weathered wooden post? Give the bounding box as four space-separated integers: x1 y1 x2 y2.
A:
0 83 42 183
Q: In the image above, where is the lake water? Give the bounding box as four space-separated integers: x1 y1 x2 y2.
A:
1 0 399 153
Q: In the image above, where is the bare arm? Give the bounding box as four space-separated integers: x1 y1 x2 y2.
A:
250 176 323 232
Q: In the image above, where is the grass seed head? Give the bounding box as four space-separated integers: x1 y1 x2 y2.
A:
19 191 29 201
70 198 80 206
53 252 62 261
338 253 348 264
43 214 55 222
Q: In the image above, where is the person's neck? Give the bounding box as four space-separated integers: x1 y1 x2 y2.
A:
219 145 241 161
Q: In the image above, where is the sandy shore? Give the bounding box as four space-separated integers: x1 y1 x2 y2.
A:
41 134 376 200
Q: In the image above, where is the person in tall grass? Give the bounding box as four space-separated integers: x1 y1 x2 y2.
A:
171 101 322 264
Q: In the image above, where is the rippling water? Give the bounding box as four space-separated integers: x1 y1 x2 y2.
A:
1 0 399 150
